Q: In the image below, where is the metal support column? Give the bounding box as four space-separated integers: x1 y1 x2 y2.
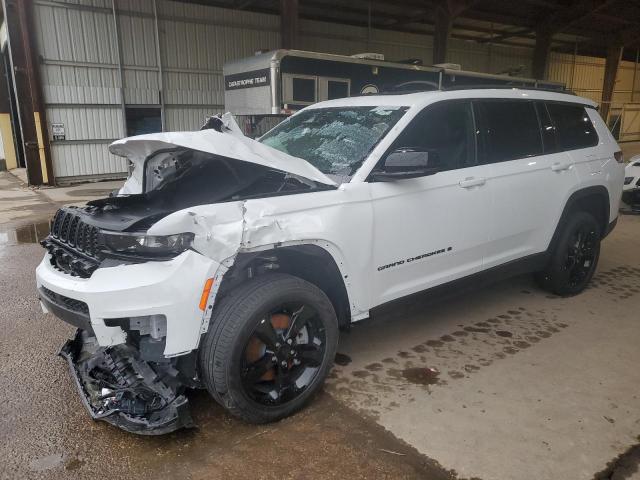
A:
111 0 127 137
280 0 299 49
631 47 639 103
532 27 552 80
153 0 165 131
601 44 623 122
432 5 452 65
3 0 53 185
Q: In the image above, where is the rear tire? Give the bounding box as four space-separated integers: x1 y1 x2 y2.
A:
199 273 338 423
535 211 601 296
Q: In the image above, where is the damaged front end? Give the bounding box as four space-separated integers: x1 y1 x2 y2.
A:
59 329 194 435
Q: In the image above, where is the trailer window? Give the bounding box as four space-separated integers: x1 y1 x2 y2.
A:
327 80 349 100
260 106 407 177
292 78 316 103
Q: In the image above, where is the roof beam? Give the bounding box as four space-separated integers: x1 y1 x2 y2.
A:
478 0 618 45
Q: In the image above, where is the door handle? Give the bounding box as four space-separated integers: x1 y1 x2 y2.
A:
551 162 571 172
458 177 486 188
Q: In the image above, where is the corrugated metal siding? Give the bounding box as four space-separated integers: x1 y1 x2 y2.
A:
51 143 127 177
164 106 223 131
123 69 159 104
34 3 119 64
40 65 121 104
34 0 640 181
46 107 123 140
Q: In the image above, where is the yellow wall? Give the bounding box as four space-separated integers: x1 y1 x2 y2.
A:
0 113 17 170
33 112 48 184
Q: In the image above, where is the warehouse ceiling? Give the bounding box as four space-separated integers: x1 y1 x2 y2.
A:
184 0 640 60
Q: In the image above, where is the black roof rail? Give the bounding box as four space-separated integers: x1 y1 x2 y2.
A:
380 83 575 96
441 84 573 94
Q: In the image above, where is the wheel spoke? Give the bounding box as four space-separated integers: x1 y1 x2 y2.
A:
254 318 280 350
274 367 294 402
297 344 324 367
244 355 274 385
241 302 328 407
284 305 305 340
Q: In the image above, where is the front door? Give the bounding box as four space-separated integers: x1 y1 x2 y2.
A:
368 100 493 307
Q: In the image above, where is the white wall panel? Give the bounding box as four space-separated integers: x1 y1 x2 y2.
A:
34 3 119 64
52 143 127 178
118 13 158 68
41 65 121 104
164 72 224 106
164 106 223 132
123 69 159 104
46 107 123 141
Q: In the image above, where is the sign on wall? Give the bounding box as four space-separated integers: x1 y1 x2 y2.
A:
51 123 65 141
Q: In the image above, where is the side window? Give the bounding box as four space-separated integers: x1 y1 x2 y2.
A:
535 101 559 154
476 100 543 163
388 101 476 171
546 103 598 150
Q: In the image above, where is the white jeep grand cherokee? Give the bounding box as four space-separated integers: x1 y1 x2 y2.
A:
36 88 624 434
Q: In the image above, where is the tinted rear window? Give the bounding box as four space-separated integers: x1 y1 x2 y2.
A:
546 103 598 150
477 100 543 163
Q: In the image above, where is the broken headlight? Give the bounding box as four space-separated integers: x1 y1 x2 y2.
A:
102 231 194 257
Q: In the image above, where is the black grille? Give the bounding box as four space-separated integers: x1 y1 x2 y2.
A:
43 208 102 278
40 286 89 316
50 209 101 256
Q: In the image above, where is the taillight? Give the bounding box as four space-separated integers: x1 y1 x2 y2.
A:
614 151 623 163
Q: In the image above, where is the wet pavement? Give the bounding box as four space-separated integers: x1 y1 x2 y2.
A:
0 234 452 479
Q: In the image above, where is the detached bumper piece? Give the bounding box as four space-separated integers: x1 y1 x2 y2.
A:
59 329 194 435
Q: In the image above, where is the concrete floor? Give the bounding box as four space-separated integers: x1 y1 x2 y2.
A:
328 214 640 480
0 168 639 479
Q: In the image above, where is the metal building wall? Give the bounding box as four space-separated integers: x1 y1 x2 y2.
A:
34 0 126 181
31 1 640 182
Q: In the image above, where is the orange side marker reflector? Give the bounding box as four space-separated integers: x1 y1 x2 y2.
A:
199 278 214 311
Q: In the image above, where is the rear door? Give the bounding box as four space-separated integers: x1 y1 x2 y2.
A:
476 99 579 268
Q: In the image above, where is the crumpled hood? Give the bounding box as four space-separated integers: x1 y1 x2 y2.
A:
109 113 335 187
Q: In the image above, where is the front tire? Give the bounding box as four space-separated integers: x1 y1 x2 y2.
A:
199 273 338 423
535 211 601 296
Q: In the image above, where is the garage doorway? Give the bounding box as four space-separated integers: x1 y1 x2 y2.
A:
125 107 162 137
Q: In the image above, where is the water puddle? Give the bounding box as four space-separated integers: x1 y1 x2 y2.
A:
334 352 352 366
395 367 440 385
0 221 50 246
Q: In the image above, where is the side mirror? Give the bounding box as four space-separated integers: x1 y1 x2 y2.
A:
371 148 440 182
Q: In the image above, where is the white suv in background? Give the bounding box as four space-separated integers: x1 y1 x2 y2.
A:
36 88 624 435
623 155 640 205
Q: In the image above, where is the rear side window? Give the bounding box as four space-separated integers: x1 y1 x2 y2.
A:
546 103 598 150
476 100 543 163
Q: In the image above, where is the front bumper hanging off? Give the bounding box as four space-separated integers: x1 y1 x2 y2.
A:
59 329 194 435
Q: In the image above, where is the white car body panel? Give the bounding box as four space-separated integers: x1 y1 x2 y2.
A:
36 249 219 356
624 155 640 192
369 163 492 304
36 88 625 357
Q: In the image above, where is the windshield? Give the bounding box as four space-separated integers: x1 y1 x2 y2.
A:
259 106 408 179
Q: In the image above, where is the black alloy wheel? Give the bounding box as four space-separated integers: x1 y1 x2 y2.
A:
562 223 598 289
241 303 327 406
200 273 338 423
535 211 601 296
